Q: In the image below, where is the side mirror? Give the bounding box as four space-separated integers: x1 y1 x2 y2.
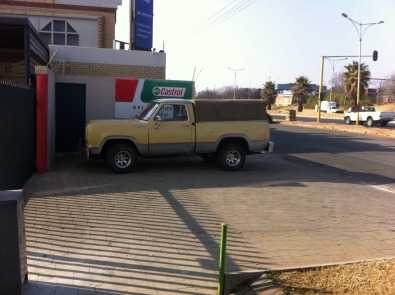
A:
154 115 162 121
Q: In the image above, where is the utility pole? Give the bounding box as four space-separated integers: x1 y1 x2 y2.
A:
228 67 245 99
341 13 384 125
317 56 325 123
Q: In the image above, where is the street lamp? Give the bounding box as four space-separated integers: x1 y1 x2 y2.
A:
341 13 384 125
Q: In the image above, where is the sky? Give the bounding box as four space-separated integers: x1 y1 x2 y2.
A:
116 0 395 91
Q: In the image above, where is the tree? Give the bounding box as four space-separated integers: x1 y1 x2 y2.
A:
197 88 221 98
380 73 395 103
260 81 277 110
292 76 310 112
343 61 370 107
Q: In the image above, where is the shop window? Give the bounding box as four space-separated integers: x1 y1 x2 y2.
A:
39 20 79 46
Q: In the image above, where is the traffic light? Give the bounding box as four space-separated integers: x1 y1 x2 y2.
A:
373 50 378 61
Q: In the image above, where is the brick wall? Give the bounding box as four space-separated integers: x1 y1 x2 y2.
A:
51 62 166 80
0 3 116 48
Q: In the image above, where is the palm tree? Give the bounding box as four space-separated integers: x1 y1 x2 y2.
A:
292 76 310 112
260 81 277 110
343 61 370 107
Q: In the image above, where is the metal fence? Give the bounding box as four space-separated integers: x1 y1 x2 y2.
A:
0 84 35 190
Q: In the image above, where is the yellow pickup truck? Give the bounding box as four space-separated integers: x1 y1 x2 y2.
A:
85 99 274 172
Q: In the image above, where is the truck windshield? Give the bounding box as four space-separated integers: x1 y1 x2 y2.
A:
138 103 159 121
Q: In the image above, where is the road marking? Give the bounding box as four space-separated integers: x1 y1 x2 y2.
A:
370 184 395 195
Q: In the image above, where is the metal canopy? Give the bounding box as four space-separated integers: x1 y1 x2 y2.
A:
0 17 49 87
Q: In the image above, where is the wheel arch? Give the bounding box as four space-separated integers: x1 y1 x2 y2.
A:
216 136 250 153
100 137 139 157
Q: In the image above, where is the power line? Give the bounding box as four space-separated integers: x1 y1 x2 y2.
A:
208 0 240 22
210 0 257 25
213 0 258 25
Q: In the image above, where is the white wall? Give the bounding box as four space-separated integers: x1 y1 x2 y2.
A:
50 45 166 67
27 15 98 48
54 75 116 122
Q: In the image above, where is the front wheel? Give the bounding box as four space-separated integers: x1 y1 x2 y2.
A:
381 121 389 127
106 143 138 173
366 117 374 127
217 144 246 171
344 117 352 125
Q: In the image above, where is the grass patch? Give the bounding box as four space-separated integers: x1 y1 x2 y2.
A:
266 260 395 294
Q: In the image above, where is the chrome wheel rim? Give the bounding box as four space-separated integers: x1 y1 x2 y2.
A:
114 150 132 169
225 150 241 167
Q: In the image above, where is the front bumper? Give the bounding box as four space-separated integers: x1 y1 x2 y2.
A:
261 141 274 154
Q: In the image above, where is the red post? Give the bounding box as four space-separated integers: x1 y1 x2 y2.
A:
36 74 48 173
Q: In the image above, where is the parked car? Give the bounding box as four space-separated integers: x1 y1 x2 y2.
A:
85 99 274 172
344 106 395 127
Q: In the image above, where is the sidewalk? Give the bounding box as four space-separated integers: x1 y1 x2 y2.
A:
278 120 395 139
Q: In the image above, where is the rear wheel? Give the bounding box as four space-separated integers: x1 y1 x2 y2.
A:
381 121 389 127
106 143 138 173
366 117 374 127
344 116 352 125
217 144 246 171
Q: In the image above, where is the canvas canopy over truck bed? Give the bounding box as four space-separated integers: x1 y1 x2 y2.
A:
193 99 269 122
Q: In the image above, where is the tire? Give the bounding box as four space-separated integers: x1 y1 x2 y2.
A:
200 154 216 162
344 117 352 125
366 117 374 127
217 144 246 171
381 121 389 127
105 143 138 173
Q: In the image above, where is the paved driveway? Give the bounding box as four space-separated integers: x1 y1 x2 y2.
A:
23 125 395 294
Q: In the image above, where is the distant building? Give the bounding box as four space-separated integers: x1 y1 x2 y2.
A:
275 83 325 106
0 0 122 48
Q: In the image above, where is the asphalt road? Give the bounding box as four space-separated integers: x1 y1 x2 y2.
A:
273 114 395 129
271 124 395 190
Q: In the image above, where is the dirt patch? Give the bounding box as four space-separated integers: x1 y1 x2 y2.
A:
376 103 395 112
264 260 395 294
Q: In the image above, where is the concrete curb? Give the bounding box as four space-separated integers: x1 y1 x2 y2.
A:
278 120 395 138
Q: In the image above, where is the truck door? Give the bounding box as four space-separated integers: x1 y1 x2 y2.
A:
149 103 194 155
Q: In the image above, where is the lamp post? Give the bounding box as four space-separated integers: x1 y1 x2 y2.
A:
341 13 383 125
228 67 245 99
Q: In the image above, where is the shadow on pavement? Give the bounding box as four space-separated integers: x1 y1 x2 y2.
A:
22 127 395 294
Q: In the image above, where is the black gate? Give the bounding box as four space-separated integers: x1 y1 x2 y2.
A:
55 83 86 153
0 84 35 190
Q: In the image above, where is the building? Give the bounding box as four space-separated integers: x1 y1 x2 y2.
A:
275 83 325 106
0 0 121 48
0 0 164 171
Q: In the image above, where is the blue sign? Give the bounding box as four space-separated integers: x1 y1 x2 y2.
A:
134 0 153 50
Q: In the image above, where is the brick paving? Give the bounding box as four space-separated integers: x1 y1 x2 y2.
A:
22 152 395 295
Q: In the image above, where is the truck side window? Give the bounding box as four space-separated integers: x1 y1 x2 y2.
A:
174 105 188 121
157 104 188 121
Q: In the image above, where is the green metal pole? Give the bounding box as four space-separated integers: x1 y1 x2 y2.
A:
218 223 228 295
